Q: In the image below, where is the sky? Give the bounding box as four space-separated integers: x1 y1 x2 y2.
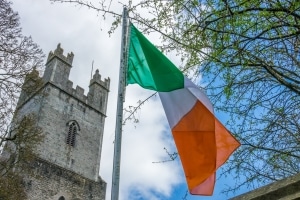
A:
11 1 247 200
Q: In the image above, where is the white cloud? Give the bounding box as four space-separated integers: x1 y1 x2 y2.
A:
11 0 184 199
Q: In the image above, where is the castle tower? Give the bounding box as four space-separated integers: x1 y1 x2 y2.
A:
14 44 109 200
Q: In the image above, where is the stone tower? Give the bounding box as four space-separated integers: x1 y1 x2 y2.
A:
14 44 109 200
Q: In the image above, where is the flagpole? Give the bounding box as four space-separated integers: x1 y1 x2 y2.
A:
111 7 129 200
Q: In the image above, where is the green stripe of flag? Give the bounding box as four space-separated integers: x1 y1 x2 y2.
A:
127 24 184 92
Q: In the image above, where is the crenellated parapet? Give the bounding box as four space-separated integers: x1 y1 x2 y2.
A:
18 44 110 115
11 44 108 200
89 69 110 90
47 43 74 66
17 67 44 108
88 69 110 114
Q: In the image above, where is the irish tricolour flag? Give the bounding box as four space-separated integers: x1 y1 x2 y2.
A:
127 24 240 195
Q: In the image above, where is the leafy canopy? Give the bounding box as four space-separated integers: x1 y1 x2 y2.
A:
52 0 300 195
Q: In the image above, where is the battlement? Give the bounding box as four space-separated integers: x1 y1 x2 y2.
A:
90 69 110 90
19 44 110 114
47 43 74 65
64 80 87 103
61 69 110 113
13 43 108 200
17 67 44 107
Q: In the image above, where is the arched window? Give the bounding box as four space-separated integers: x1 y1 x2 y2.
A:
66 120 80 147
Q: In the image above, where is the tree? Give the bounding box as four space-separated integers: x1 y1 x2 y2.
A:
51 0 300 195
0 0 44 198
136 0 300 194
0 114 43 200
0 0 44 142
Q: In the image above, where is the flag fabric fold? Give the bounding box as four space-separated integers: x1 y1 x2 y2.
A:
127 24 240 195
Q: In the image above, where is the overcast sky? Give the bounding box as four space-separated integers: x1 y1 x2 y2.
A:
11 1 246 199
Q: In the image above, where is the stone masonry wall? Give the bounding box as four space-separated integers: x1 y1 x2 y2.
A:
12 44 110 200
15 44 110 182
32 82 106 181
23 158 106 200
231 173 300 200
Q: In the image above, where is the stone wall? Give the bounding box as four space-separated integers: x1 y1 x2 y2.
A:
12 44 109 200
15 44 110 182
31 82 106 181
231 173 300 200
23 158 106 200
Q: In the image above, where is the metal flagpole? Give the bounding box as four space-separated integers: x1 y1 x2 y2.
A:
111 7 129 200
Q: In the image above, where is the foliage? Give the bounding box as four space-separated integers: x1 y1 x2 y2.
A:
0 171 26 200
52 0 300 195
0 114 43 200
146 0 300 193
0 0 44 198
155 0 300 193
0 0 44 141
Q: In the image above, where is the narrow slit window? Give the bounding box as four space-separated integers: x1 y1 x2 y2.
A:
66 121 79 147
